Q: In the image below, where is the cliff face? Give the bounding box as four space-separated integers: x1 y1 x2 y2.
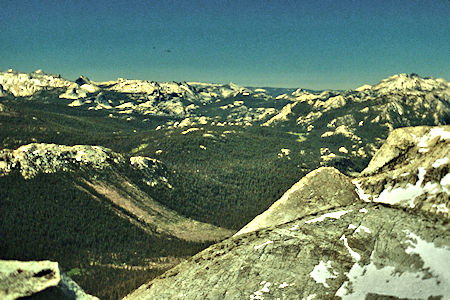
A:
125 125 450 300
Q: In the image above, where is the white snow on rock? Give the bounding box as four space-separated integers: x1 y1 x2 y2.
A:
372 73 450 94
355 225 371 234
309 260 338 288
404 231 450 285
355 84 372 92
417 127 450 147
348 224 371 234
305 210 349 224
250 281 271 300
432 203 449 214
336 231 450 300
340 235 361 261
254 240 273 250
358 208 368 213
433 157 449 168
372 167 447 208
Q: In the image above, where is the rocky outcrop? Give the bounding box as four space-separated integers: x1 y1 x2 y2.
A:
0 260 98 299
0 260 60 299
354 125 450 219
235 167 358 236
262 102 298 126
0 143 124 179
106 79 254 102
130 156 170 187
60 76 100 100
0 69 71 97
125 203 450 300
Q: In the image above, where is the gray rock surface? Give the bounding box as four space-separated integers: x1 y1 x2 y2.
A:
0 143 124 179
125 204 450 300
355 125 449 219
58 273 100 300
235 167 358 236
0 260 98 300
0 260 60 299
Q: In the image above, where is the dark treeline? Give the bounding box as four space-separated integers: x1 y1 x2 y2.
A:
0 171 210 299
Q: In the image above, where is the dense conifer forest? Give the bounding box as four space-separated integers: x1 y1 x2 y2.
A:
0 95 331 298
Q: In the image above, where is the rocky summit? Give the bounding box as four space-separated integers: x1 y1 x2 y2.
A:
235 167 358 236
125 125 450 300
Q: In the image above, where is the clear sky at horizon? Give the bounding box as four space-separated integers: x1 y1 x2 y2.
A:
0 0 448 89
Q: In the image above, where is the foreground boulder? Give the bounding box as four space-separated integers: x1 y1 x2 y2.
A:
0 260 98 299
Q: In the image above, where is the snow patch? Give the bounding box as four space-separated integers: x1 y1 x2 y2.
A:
305 210 349 224
309 260 338 288
373 167 447 207
353 181 371 202
441 173 450 194
348 224 371 234
254 240 273 250
289 224 299 231
250 281 271 300
432 157 448 168
355 225 371 234
278 282 290 288
348 224 357 230
340 235 361 261
359 208 368 213
336 232 450 299
404 231 450 284
432 203 449 214
417 127 450 148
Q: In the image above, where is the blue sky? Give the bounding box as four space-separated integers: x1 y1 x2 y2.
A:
1 0 448 89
